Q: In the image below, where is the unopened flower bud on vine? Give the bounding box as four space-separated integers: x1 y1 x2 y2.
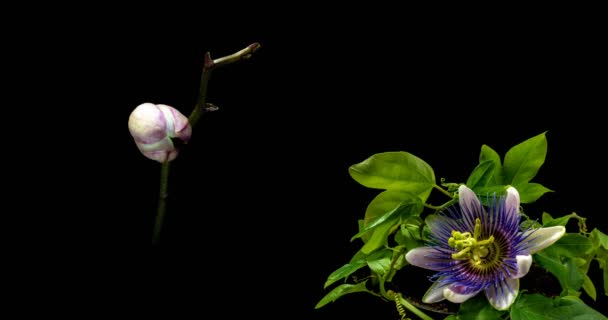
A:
128 103 192 162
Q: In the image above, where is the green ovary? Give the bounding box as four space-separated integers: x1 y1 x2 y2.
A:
448 218 495 266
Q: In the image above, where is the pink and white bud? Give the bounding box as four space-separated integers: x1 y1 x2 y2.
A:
128 103 192 162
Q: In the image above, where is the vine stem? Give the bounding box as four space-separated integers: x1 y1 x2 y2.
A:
424 198 459 212
380 248 434 320
151 43 261 244
397 294 434 320
433 184 454 198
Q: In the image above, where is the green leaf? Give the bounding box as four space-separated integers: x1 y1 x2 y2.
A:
534 253 584 293
543 212 584 228
351 196 423 241
503 132 547 185
479 144 504 185
457 295 506 320
349 249 367 264
591 228 608 250
466 160 496 190
514 182 553 204
357 218 364 232
361 219 397 254
510 293 607 320
363 190 417 226
541 212 551 225
366 249 392 275
582 273 597 301
361 191 422 252
389 246 408 275
396 223 424 250
521 219 542 230
315 281 369 309
348 152 435 201
543 233 593 258
323 260 368 288
394 226 406 246
474 185 508 195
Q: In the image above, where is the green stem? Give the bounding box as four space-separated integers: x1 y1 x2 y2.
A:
424 198 458 212
424 203 444 210
433 184 454 198
379 278 389 299
152 161 170 244
379 248 402 298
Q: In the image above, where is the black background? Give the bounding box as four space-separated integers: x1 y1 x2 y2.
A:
21 8 607 319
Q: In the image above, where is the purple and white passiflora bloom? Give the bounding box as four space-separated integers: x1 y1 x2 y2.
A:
128 103 192 163
406 185 565 310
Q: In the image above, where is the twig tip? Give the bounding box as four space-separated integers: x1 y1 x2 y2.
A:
249 42 261 52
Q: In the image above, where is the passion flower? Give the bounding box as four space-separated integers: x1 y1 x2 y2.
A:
406 185 565 310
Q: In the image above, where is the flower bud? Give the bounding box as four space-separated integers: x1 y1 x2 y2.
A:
128 103 192 162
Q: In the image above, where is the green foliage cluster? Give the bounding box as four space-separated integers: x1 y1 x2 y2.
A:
317 133 608 319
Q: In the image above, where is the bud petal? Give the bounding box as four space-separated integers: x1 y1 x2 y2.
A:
128 103 192 162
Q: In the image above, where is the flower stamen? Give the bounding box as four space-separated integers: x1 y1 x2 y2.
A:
449 218 495 265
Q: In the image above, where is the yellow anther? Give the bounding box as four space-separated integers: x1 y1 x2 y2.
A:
448 220 495 264
448 237 456 247
474 218 482 239
477 235 494 247
451 246 471 260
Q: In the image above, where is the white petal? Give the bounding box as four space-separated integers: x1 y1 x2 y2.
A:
458 185 482 210
523 226 566 255
505 186 521 219
485 278 519 310
513 255 532 279
443 285 481 303
458 185 483 228
405 247 448 271
422 280 447 303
